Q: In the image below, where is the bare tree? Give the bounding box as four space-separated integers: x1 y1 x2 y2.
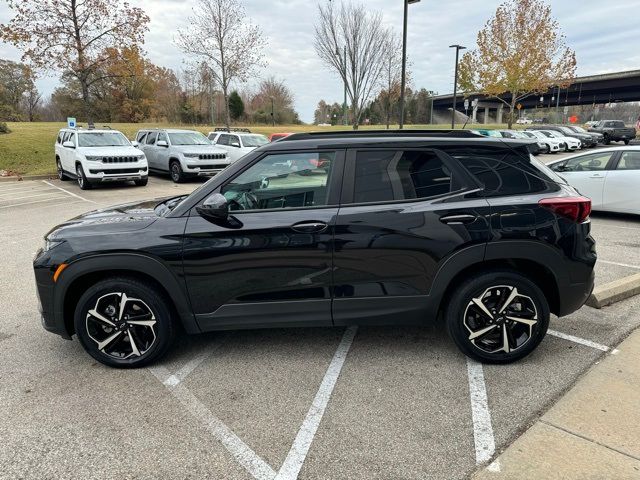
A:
24 84 42 121
177 0 266 130
1 0 150 122
379 33 405 129
314 1 391 130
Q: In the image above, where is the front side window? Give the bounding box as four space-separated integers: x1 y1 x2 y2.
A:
216 134 230 146
352 150 454 204
146 131 158 145
221 151 335 211
57 132 63 144
616 152 640 170
78 132 130 147
157 132 168 144
561 152 613 172
137 132 148 143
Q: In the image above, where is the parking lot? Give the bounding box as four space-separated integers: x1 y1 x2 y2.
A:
1 152 640 479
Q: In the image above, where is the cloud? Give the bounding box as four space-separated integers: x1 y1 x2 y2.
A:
0 0 637 123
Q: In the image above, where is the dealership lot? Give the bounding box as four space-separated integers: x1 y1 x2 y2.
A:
1 161 640 479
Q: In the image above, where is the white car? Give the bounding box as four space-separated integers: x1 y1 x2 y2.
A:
523 130 564 153
516 118 533 124
208 130 269 163
547 147 640 215
537 130 581 151
55 128 148 190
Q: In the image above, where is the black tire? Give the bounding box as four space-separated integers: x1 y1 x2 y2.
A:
134 177 148 187
603 135 611 145
74 277 175 368
545 144 551 154
445 270 550 364
170 160 186 183
56 158 68 181
76 164 93 190
624 139 630 145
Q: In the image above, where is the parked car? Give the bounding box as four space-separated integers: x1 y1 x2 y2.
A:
269 133 294 142
584 121 600 128
528 125 597 148
516 118 533 125
470 129 502 138
497 130 543 155
565 125 604 145
134 129 229 183
536 130 581 151
547 146 640 214
34 130 596 368
588 120 636 145
522 130 564 153
208 130 269 162
55 128 148 190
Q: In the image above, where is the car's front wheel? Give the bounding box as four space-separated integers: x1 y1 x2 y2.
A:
170 160 186 183
446 271 549 364
76 164 93 190
56 158 68 181
74 277 175 368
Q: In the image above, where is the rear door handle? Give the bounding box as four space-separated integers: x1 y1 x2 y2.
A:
439 214 477 225
291 221 328 233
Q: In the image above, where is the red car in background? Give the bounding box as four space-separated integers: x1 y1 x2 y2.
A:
269 132 294 142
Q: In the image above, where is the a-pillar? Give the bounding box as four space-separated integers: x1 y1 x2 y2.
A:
496 104 504 124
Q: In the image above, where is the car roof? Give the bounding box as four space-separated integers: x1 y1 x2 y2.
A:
210 131 265 137
546 146 640 165
60 128 123 134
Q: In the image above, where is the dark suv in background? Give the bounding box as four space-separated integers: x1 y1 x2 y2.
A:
34 130 596 368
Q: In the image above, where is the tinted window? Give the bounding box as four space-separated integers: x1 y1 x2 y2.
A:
62 132 71 143
137 132 148 143
146 131 158 145
56 132 63 144
442 146 553 196
617 152 640 170
217 134 231 146
353 150 453 203
221 152 335 211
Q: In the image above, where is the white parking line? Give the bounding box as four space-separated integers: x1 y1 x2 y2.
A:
547 329 619 354
149 364 277 480
163 337 227 387
42 180 96 203
598 259 640 270
466 359 498 468
0 191 67 201
275 326 357 480
0 187 54 196
0 197 74 210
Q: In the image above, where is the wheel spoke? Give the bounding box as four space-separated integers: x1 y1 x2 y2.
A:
127 319 156 327
469 324 497 340
88 309 116 327
498 287 519 314
500 325 510 353
128 330 141 357
125 313 153 322
506 315 537 327
97 331 123 351
471 297 494 320
118 293 128 321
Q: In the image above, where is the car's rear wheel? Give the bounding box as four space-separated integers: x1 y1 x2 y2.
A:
74 277 175 368
76 164 93 190
446 271 549 364
170 160 186 183
624 139 630 145
603 135 611 145
56 158 68 181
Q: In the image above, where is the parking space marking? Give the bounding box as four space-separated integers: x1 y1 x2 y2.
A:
0 196 76 210
598 259 640 270
275 326 358 480
42 180 96 203
163 337 227 387
0 187 56 196
149 364 277 480
0 191 68 201
547 329 619 354
466 359 497 468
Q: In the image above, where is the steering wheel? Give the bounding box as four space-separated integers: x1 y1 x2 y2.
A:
230 191 259 210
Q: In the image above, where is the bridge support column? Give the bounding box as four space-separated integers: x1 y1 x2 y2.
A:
472 106 478 124
497 104 504 124
483 107 490 124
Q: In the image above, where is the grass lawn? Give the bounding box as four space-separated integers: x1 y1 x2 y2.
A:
0 121 512 176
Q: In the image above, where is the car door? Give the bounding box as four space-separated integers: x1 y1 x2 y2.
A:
226 134 243 162
62 132 77 172
214 133 232 157
182 149 345 331
553 151 617 209
143 131 159 169
155 131 170 170
332 147 491 326
602 151 640 214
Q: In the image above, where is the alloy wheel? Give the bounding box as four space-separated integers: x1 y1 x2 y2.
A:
57 160 64 179
85 292 157 359
76 165 84 188
171 163 180 182
463 285 538 354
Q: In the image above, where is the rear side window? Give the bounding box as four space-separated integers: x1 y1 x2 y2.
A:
136 132 147 143
617 151 640 170
441 146 557 196
352 150 455 203
56 132 63 144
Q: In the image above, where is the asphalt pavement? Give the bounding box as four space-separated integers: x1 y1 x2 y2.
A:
1 155 639 479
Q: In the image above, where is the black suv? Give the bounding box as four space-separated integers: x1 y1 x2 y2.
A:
34 131 596 368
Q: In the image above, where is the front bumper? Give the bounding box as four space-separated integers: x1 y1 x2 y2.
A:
185 162 232 176
87 166 148 182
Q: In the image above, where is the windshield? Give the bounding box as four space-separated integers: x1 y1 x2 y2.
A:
545 131 563 138
558 127 574 135
242 134 269 148
78 132 130 147
168 132 211 146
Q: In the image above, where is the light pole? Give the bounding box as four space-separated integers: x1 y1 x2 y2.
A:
399 0 421 130
336 45 348 126
449 44 466 128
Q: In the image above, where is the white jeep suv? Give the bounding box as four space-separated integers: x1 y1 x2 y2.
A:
208 130 269 163
135 129 229 183
55 128 148 190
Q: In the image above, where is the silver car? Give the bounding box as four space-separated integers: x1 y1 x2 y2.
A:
134 129 229 183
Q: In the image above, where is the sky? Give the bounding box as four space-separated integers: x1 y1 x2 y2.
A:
1 0 639 123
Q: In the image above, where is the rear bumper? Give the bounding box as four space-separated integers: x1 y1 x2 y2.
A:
557 268 595 317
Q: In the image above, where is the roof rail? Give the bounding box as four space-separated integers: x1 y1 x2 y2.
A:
280 129 483 141
214 127 252 133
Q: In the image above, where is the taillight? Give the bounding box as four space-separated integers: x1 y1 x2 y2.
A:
539 196 591 223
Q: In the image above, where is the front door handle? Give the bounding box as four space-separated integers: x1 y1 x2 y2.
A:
589 173 604 178
291 221 328 233
439 214 477 225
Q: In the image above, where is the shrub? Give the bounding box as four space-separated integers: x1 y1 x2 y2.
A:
0 122 10 134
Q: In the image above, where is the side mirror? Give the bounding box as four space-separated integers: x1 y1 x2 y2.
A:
131 141 140 147
196 193 229 221
62 141 75 148
157 140 168 147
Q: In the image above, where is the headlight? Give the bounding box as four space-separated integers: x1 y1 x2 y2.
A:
184 153 200 158
137 154 145 160
43 238 64 252
85 156 102 162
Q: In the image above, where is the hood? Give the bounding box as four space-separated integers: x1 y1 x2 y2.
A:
172 145 227 155
77 146 143 157
46 197 172 240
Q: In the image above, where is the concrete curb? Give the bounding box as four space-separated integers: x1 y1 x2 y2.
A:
586 272 640 309
0 174 56 182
